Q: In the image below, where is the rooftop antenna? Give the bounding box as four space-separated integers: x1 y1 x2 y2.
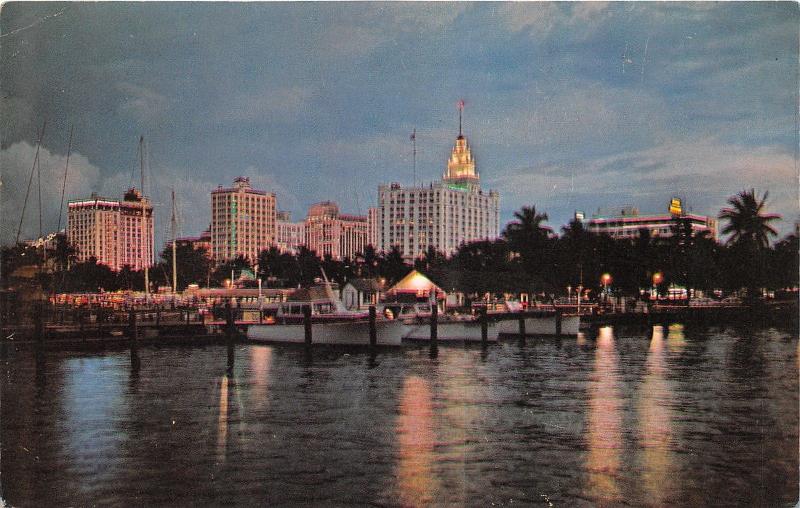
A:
410 128 416 187
457 99 465 137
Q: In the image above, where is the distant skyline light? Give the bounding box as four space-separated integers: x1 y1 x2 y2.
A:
1 2 797 248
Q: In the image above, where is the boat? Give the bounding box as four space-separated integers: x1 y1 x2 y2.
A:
396 301 499 342
246 273 405 346
493 301 580 337
402 314 499 342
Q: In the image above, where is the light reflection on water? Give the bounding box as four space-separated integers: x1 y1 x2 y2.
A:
638 325 676 505
585 326 624 502
396 375 437 506
1 324 797 507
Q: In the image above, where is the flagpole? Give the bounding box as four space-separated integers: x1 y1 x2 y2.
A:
411 128 416 187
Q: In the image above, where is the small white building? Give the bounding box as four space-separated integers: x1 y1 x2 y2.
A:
341 278 385 310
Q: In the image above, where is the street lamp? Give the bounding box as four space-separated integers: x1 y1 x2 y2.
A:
601 273 612 302
652 272 663 300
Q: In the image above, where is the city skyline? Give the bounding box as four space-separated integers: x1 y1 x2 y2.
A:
2 2 797 247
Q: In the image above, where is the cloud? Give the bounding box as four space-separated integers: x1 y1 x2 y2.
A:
497 2 610 39
116 82 170 124
490 138 798 235
211 85 315 125
1 141 101 243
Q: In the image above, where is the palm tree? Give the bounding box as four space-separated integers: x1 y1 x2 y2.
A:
719 189 781 297
719 189 780 249
502 206 550 252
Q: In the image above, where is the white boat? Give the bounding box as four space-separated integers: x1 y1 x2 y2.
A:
248 316 406 345
402 316 499 342
494 313 580 337
246 274 405 346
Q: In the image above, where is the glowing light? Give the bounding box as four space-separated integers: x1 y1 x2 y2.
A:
601 273 612 286
652 272 663 285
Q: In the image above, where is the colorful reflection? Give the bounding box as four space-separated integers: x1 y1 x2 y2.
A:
637 325 676 505
667 323 687 353
217 376 229 464
396 375 438 506
586 326 623 502
249 346 273 403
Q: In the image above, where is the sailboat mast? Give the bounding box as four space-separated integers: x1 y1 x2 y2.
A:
140 136 149 296
171 189 177 293
57 126 74 234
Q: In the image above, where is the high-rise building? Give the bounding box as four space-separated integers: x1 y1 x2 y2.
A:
67 188 154 271
211 177 276 263
276 211 306 255
367 207 380 249
375 110 499 259
305 201 367 260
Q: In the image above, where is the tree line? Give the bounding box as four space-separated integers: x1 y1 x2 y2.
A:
3 189 797 299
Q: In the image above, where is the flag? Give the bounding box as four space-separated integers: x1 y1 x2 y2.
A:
410 129 415 141
457 99 465 110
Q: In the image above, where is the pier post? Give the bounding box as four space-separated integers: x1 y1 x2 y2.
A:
35 301 44 342
555 309 562 337
156 307 161 328
129 309 138 340
369 305 377 346
303 305 312 345
430 301 438 344
225 302 236 337
518 316 526 340
186 308 191 327
480 307 488 345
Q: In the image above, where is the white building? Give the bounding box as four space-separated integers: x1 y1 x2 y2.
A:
375 123 499 259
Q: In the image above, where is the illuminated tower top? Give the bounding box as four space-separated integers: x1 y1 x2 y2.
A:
444 99 479 189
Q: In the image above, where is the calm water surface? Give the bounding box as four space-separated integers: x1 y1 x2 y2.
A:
2 324 797 506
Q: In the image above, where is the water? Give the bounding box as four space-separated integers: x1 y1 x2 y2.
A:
2 324 797 507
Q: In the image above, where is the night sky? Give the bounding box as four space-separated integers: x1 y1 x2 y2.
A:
2 2 797 247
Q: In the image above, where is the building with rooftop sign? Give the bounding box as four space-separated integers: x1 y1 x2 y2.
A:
374 104 500 259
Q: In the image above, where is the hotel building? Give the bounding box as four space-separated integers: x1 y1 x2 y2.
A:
305 201 368 260
67 188 154 271
276 211 306 255
174 227 212 258
211 177 276 263
583 204 718 240
375 123 500 259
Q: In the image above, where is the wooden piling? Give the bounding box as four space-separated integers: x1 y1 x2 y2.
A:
129 309 138 340
555 309 562 337
35 302 44 342
430 302 438 344
518 316 526 339
480 307 488 345
368 305 377 346
225 302 234 336
303 305 312 345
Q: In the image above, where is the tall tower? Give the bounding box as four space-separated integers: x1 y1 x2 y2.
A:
443 100 479 190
